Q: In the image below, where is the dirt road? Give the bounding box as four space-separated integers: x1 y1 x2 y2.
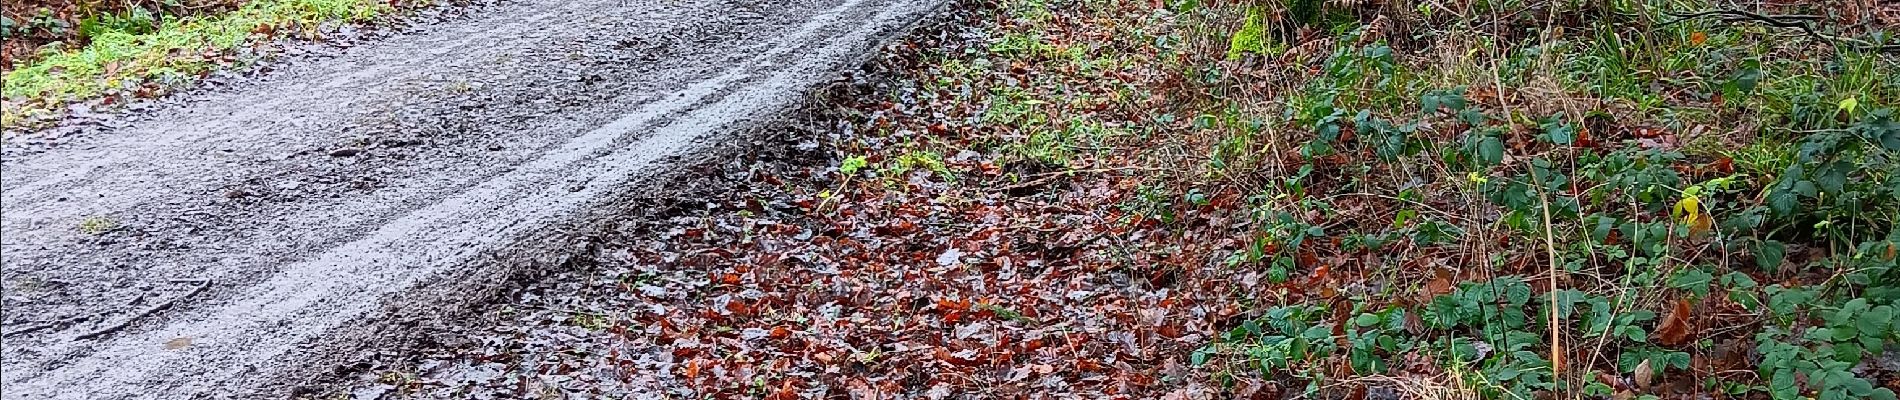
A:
0 0 941 398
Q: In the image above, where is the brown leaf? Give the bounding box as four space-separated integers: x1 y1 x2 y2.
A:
1655 298 1693 347
1421 268 1454 302
1632 358 1656 390
683 359 703 380
164 337 192 350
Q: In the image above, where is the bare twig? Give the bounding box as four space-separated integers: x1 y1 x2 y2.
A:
1665 9 1900 52
1 314 94 338
75 279 214 341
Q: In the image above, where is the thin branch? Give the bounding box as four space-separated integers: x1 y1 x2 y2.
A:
1 314 93 338
76 279 214 341
1664 9 1900 53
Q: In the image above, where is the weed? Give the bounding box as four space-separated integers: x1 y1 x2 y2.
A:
77 215 116 234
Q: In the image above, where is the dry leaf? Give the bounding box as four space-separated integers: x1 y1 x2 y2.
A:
1632 358 1655 390
164 337 192 350
1656 298 1693 347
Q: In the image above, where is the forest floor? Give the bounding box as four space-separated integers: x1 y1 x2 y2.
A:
348 0 1900 399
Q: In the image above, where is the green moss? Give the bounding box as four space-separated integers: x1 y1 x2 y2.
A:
1225 7 1267 60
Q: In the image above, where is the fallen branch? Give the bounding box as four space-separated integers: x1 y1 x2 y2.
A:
76 279 214 341
1664 9 1900 53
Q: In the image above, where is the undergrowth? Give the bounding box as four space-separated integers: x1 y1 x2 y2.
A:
843 0 1899 398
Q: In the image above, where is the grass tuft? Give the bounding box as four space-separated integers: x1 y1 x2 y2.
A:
2 0 400 131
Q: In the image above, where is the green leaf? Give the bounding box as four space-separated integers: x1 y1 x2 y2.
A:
1860 108 1900 151
1728 61 1762 94
840 156 869 175
1552 289 1586 319
1817 161 1850 194
1756 240 1786 271
1670 268 1714 297
1767 285 1815 317
1542 119 1576 145
1871 388 1898 400
1421 89 1468 113
1477 136 1505 166
1859 306 1894 337
1770 369 1798 399
1499 277 1533 306
1767 189 1797 216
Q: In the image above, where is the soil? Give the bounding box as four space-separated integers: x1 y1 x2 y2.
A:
0 0 944 398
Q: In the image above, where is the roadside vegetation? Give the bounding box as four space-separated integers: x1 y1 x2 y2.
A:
0 0 431 132
352 0 1898 398
697 0 1898 397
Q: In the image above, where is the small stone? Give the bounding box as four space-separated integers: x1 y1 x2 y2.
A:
486 144 504 151
328 148 363 157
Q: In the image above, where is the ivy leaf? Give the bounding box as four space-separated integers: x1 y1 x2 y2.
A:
1767 285 1814 317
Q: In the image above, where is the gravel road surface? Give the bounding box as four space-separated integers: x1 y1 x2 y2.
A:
0 0 941 398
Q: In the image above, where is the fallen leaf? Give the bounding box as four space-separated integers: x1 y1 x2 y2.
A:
164 337 192 350
1656 298 1693 347
1422 268 1453 301
1632 358 1656 390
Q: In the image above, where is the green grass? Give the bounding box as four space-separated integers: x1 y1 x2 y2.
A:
2 0 396 129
